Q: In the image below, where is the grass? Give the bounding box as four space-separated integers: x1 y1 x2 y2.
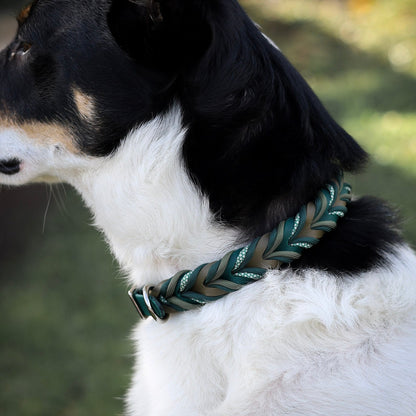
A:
1 0 416 415
0 186 135 416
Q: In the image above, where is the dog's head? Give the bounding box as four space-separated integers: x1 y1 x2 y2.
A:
0 0 189 184
0 0 367 235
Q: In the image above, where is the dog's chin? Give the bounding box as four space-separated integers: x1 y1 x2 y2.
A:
0 164 60 186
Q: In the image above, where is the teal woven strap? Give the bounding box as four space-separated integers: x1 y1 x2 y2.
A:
129 176 352 321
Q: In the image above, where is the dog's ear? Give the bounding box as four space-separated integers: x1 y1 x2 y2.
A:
129 0 163 23
107 0 211 70
178 2 368 234
107 0 160 62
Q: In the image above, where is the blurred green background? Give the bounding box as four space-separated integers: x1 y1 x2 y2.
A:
0 0 415 415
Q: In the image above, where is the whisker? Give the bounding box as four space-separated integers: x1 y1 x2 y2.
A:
52 183 70 217
42 185 53 234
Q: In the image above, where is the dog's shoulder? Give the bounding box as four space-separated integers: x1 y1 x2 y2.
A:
130 244 416 415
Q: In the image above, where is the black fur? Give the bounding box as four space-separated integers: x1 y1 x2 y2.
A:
292 197 404 274
0 0 404 275
0 0 173 154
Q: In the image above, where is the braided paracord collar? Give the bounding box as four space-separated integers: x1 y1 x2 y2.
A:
128 175 352 322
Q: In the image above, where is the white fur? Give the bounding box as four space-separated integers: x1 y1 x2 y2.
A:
128 246 416 416
0 125 92 184
68 106 240 285
2 106 416 415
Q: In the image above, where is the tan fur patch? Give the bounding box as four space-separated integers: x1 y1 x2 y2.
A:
21 122 78 153
17 3 34 26
73 88 95 121
0 118 78 154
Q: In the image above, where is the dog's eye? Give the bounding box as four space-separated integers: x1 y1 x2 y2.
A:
10 42 32 59
16 42 32 56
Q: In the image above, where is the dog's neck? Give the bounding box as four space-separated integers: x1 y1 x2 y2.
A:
69 106 239 286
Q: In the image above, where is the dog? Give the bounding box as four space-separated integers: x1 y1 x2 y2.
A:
1 0 416 415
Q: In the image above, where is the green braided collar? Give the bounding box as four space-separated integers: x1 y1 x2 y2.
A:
129 175 352 322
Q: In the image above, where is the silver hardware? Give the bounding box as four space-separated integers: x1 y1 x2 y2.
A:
142 285 160 321
128 287 146 320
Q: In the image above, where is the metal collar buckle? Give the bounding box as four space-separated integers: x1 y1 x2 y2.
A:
128 286 163 322
128 287 145 320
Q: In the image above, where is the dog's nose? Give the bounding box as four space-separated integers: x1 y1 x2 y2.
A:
0 158 21 175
